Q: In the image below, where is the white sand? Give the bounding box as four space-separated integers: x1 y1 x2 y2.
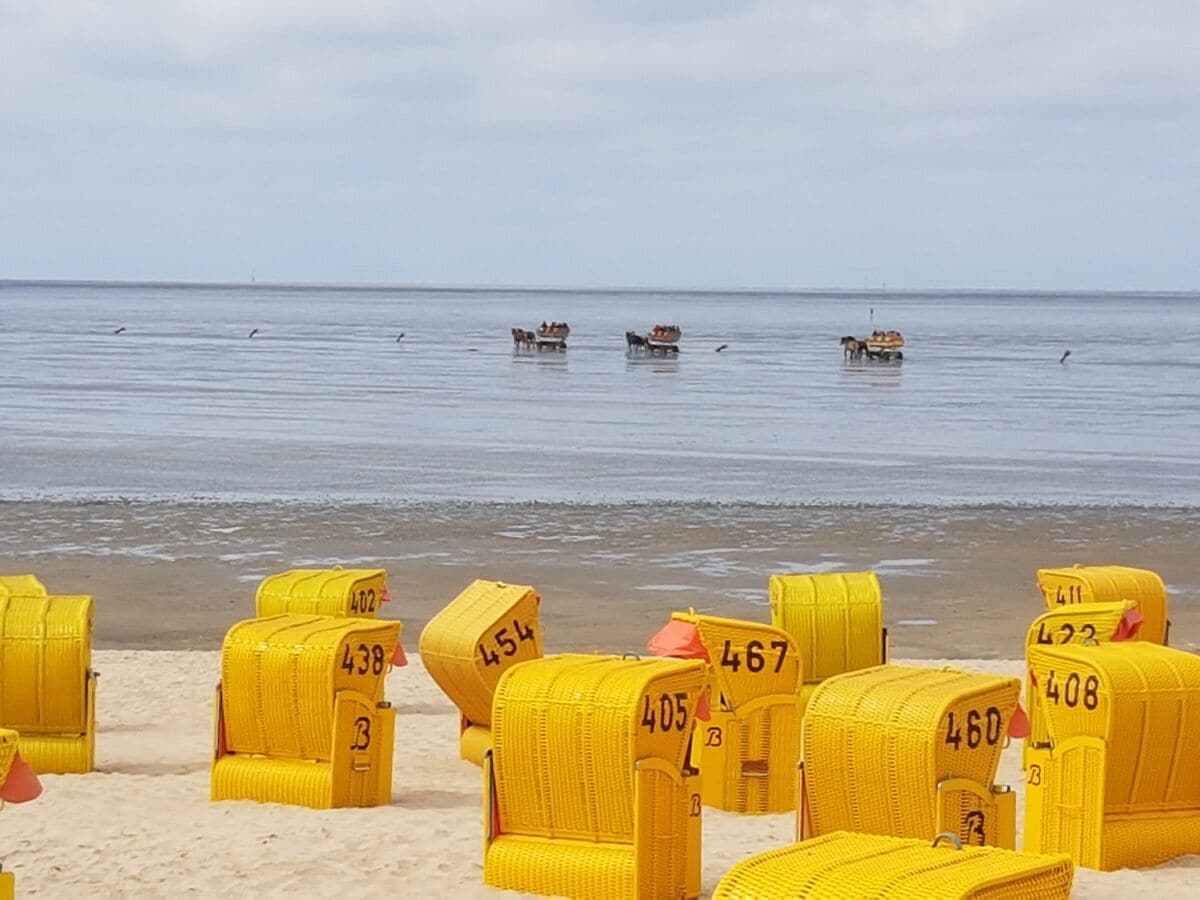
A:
6 653 1199 898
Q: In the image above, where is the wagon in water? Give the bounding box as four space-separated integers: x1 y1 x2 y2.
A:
841 330 904 361
628 324 682 354
512 322 570 351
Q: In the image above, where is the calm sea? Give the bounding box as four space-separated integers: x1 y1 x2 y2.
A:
1 281 1197 505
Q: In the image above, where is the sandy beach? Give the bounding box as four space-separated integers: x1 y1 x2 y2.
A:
3 651 1196 898
3 501 1197 657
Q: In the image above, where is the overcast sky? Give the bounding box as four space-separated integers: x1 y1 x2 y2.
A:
2 2 1197 289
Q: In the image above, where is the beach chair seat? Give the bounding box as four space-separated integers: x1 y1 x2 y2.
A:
713 831 1074 899
0 576 96 774
211 614 402 808
419 579 543 765
255 567 390 618
768 571 886 716
1024 641 1200 870
648 611 801 813
1036 565 1168 644
483 654 706 899
801 665 1021 849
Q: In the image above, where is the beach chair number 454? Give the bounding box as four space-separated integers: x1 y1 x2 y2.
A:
719 639 789 673
478 619 536 666
944 707 1003 749
340 643 387 675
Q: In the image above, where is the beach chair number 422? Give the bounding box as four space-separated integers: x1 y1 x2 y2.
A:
478 619 536 666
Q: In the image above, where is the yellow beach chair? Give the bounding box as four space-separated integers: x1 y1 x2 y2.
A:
419 580 542 765
211 614 402 808
647 611 801 813
0 575 97 774
768 571 886 717
483 654 706 899
713 831 1074 899
255 567 390 618
1024 641 1200 870
801 665 1021 849
1036 565 1169 644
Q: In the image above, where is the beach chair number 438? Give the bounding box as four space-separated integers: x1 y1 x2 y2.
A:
640 692 690 733
340 643 387 675
719 639 788 673
478 619 536 666
944 707 1003 749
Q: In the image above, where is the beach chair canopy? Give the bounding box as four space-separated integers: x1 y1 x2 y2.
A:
1036 565 1168 644
768 572 885 684
255 567 390 618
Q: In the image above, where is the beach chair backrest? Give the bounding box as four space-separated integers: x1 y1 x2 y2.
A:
1036 565 1167 644
768 572 884 683
220 614 400 760
1028 642 1200 812
0 592 93 734
491 654 705 843
803 664 1020 846
255 568 389 618
0 574 48 599
419 579 542 728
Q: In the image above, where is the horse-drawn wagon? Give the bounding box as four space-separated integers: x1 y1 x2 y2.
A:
841 330 905 361
627 324 681 354
512 322 570 351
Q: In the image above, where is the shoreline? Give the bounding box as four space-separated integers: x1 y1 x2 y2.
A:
3 500 1196 656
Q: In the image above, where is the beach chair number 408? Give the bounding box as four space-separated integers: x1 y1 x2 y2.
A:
719 639 789 673
1043 671 1099 709
478 619 536 666
944 707 1003 749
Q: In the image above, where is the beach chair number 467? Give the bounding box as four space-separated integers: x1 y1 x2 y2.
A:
944 707 1003 749
719 639 788 673
478 619 536 666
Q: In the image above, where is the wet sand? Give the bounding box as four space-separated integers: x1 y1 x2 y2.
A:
2 501 1197 656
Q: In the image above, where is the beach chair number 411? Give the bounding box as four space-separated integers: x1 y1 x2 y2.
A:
719 639 789 673
944 707 1003 749
478 619 536 666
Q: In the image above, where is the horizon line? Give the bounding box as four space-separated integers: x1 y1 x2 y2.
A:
1 277 1198 297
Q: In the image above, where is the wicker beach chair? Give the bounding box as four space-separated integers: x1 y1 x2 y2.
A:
483 654 706 899
255 567 391 618
1022 601 1139 767
801 665 1021 849
647 611 801 813
768 572 886 718
0 575 97 774
1036 565 1169 644
713 831 1074 899
1024 641 1200 870
419 579 542 766
211 614 402 808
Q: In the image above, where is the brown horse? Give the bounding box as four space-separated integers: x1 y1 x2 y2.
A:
512 328 537 349
840 336 866 360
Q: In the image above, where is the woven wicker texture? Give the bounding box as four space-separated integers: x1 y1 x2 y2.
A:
1023 602 1135 760
485 654 705 899
0 588 96 774
1025 642 1200 869
662 612 801 814
212 614 400 808
0 728 17 785
255 568 388 618
713 831 1075 899
768 572 885 685
419 579 542 729
803 665 1019 847
1036 566 1168 645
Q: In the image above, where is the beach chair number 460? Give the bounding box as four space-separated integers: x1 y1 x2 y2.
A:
944 707 1003 749
478 619 536 666
719 639 789 673
641 692 690 733
340 643 387 675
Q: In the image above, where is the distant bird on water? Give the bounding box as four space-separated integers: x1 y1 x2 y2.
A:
395 333 405 342
112 326 126 335
715 344 729 352
1060 350 1071 364
248 328 259 339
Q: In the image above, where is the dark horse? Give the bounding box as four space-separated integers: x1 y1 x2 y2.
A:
512 327 537 349
626 331 647 351
840 335 866 360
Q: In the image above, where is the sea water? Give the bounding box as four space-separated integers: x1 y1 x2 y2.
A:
1 281 1197 505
